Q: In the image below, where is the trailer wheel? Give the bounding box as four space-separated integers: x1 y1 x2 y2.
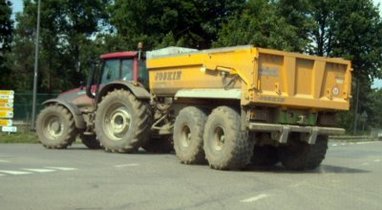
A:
79 134 102 149
278 135 328 170
36 104 77 149
203 106 254 170
251 145 279 167
142 135 173 153
173 106 207 164
95 89 151 153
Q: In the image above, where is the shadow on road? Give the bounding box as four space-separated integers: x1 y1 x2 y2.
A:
245 164 370 174
62 145 371 174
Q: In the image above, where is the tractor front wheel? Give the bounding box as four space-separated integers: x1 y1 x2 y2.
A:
36 104 77 149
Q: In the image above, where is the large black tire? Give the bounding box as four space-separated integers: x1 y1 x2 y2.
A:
94 89 151 153
142 135 173 153
278 135 328 170
173 106 207 164
203 106 254 170
36 104 77 149
79 134 102 149
251 145 279 167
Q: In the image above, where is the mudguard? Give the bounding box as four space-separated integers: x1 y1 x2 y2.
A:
42 98 86 129
96 81 151 103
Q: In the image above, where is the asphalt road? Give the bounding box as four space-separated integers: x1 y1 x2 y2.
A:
0 141 381 210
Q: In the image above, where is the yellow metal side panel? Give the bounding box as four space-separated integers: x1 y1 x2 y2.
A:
254 48 351 110
295 58 314 97
147 46 255 96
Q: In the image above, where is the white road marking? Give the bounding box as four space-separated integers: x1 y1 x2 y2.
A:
0 170 32 175
241 194 269 203
114 163 139 168
362 162 370 166
23 168 56 173
45 167 77 171
0 174 4 176
331 144 338 147
374 159 381 162
356 142 375 145
0 159 10 163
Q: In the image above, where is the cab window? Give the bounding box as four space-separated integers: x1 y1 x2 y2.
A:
101 60 120 84
121 59 134 81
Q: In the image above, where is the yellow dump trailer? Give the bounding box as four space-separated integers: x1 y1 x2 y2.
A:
147 45 351 110
147 45 352 170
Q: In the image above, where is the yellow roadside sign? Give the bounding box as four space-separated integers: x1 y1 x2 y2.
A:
0 107 13 111
0 95 14 99
0 98 13 103
0 111 13 118
0 102 13 108
0 90 14 95
0 119 12 126
0 90 14 120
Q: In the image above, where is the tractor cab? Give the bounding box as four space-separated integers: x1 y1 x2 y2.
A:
99 51 148 86
86 51 149 99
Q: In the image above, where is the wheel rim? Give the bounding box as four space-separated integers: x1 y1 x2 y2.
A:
104 103 132 141
44 115 64 139
180 125 191 148
212 126 225 151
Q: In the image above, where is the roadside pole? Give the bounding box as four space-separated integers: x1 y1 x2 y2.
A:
31 0 41 130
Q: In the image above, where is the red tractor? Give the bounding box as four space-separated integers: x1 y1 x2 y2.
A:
36 49 171 153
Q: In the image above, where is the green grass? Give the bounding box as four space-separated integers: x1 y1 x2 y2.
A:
0 132 39 143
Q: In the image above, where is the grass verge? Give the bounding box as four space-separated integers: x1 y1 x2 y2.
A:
0 132 39 143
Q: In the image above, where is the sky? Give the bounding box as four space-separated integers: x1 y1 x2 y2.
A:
9 0 23 19
7 0 382 88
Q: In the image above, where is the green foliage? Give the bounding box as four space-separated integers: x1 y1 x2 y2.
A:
2 0 382 133
274 0 313 52
0 0 13 89
367 89 382 128
109 0 245 50
6 0 110 92
308 0 382 82
214 0 305 51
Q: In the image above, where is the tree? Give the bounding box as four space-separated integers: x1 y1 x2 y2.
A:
274 0 313 52
0 0 13 89
308 0 382 81
306 0 382 132
7 0 109 92
214 0 305 51
109 0 245 50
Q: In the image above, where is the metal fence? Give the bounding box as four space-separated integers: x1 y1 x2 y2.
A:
13 92 58 124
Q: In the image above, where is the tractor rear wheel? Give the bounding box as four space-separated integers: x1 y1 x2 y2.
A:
95 89 151 153
36 104 77 149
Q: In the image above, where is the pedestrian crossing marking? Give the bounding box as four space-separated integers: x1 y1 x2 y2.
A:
0 166 78 177
45 166 77 171
0 170 32 175
23 168 56 173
